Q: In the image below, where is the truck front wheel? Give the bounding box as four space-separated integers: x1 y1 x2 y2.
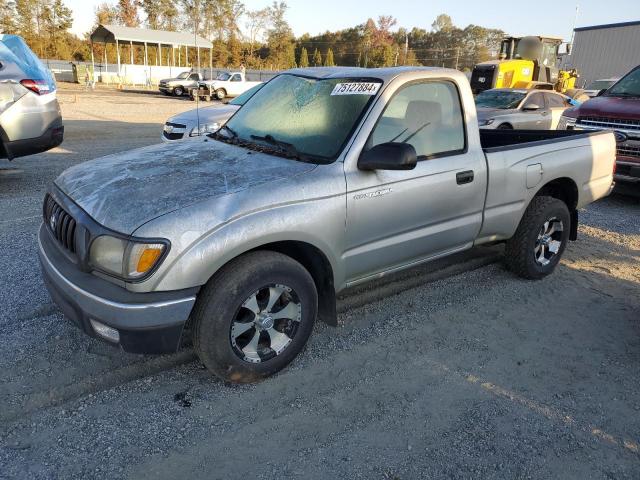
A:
193 251 318 383
215 89 226 100
505 196 570 280
173 86 184 96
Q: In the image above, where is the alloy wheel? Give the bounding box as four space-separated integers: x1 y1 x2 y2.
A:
534 217 564 266
230 284 302 363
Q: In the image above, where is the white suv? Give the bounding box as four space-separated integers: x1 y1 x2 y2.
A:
0 34 63 160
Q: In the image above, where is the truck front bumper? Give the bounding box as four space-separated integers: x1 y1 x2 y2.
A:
38 225 198 354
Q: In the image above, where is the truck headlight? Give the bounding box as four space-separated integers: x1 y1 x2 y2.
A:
89 236 168 280
479 118 495 127
557 115 577 130
190 122 221 136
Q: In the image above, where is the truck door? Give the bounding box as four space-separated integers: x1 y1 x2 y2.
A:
343 80 487 283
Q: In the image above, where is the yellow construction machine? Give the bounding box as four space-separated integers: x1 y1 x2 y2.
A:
470 36 587 100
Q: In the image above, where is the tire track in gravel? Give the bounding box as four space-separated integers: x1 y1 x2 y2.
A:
0 247 502 425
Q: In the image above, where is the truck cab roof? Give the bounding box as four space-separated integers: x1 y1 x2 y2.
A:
282 66 461 83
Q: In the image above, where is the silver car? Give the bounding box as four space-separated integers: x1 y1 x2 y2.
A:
0 34 63 160
162 83 264 141
476 88 576 130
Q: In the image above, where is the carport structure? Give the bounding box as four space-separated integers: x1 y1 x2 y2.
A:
89 24 213 77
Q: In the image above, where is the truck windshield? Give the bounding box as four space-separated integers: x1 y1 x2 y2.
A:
475 90 526 109
586 79 616 91
605 68 640 97
217 72 231 81
176 72 190 79
220 74 382 162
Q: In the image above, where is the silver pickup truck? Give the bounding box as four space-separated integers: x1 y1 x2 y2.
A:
39 67 616 383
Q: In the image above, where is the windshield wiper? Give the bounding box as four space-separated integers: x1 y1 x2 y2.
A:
211 124 238 142
249 134 313 162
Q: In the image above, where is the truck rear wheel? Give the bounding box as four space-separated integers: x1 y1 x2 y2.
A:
193 251 318 383
505 196 570 280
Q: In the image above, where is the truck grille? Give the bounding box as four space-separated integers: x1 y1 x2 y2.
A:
618 144 640 159
163 122 186 141
43 195 77 254
577 116 640 132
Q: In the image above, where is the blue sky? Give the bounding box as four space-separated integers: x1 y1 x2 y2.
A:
69 0 639 42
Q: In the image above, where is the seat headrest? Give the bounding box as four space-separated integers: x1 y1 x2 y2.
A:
405 101 443 131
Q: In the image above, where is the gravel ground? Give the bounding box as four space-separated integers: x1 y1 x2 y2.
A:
0 86 639 479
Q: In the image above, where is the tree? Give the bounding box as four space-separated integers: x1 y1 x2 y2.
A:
431 14 453 32
245 7 270 57
0 0 17 34
298 46 309 67
312 48 322 66
324 47 334 66
47 0 73 58
266 1 295 69
95 2 119 26
117 0 139 27
139 0 161 29
14 0 35 42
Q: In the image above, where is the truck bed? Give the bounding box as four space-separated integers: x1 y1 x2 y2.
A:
480 129 605 152
475 128 616 245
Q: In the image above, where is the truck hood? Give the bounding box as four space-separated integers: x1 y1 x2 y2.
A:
576 96 640 120
55 140 316 234
168 104 239 125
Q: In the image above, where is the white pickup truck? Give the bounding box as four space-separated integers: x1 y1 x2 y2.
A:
39 67 616 383
193 71 262 100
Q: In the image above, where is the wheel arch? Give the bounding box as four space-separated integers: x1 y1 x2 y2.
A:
246 241 337 326
532 176 579 240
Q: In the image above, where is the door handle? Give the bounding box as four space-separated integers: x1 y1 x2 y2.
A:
456 170 474 185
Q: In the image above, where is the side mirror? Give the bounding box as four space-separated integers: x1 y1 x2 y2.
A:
522 103 541 111
358 142 417 171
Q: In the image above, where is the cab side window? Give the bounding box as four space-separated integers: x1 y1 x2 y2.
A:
546 94 566 108
189 74 200 80
368 81 465 159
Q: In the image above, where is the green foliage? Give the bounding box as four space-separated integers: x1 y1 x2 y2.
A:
323 48 334 67
6 1 504 74
298 46 309 67
312 48 322 66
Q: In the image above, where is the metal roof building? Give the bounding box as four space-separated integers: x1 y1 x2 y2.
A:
89 24 213 73
562 20 640 87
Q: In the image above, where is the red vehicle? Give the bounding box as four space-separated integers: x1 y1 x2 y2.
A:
558 66 640 188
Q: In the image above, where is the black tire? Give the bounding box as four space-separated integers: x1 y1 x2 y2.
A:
173 86 184 96
505 196 570 280
193 251 318 383
497 123 513 130
215 88 226 100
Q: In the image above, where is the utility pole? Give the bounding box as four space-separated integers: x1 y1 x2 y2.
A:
454 47 460 70
568 3 579 53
